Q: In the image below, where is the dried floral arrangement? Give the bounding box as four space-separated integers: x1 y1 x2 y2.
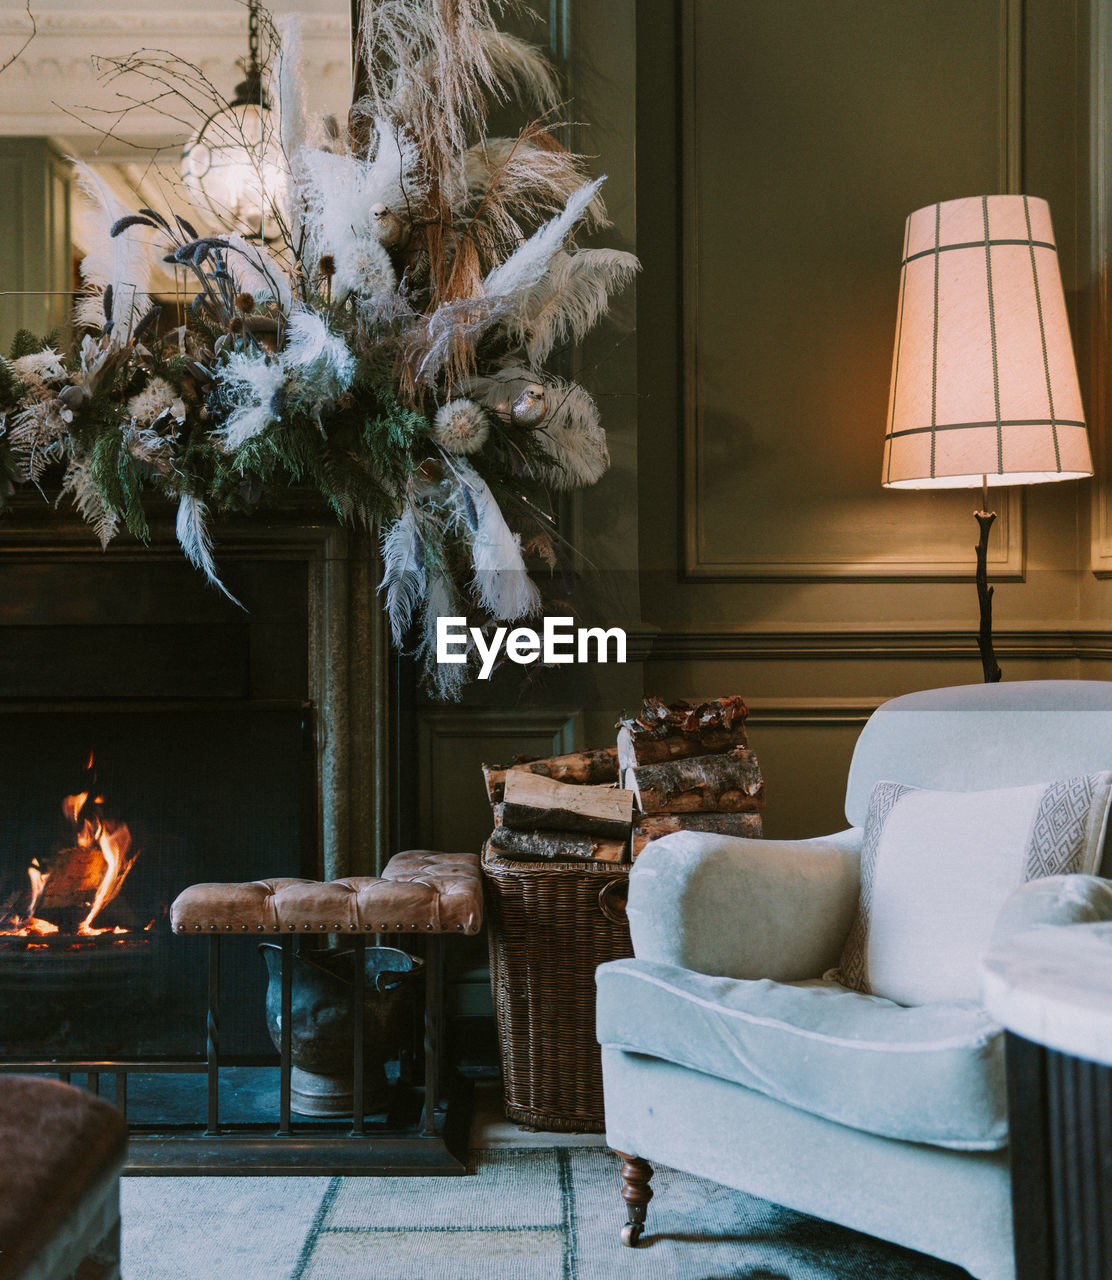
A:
0 0 638 698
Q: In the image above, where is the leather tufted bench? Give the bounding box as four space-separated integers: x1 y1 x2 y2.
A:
167 850 481 1160
169 851 483 937
0 1076 127 1280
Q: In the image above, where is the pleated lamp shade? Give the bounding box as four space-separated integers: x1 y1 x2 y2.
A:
882 194 1092 489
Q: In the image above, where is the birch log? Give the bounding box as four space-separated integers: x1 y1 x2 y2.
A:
482 747 619 804
631 811 764 858
488 827 627 862
501 770 634 838
616 723 749 772
624 747 764 815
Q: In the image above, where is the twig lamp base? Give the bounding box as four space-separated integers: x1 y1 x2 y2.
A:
974 508 1003 684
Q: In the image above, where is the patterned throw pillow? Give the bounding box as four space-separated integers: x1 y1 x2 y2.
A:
838 774 1112 1005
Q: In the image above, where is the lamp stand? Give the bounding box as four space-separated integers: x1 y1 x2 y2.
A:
974 477 1002 684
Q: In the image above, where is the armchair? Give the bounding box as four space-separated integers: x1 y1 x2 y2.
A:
596 680 1112 1280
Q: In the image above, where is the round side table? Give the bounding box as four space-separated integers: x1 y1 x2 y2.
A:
982 922 1112 1280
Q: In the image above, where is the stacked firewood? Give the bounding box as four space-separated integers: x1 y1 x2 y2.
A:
483 747 631 862
618 696 764 857
481 696 764 863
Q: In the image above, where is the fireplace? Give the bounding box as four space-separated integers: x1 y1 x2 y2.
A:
0 495 397 1074
0 707 307 1059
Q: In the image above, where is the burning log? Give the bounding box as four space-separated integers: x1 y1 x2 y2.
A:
616 695 749 772
631 811 764 858
501 770 634 839
488 827 627 863
482 747 620 805
0 754 141 942
624 746 765 815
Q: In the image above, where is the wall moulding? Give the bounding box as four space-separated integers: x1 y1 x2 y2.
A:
0 8 351 141
743 697 883 728
1088 0 1112 574
416 706 581 853
646 626 1112 664
679 0 1027 582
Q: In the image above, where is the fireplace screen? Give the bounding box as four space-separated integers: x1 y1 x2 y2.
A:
0 707 309 1060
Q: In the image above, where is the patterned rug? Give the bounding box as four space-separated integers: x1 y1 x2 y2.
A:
121 1147 971 1279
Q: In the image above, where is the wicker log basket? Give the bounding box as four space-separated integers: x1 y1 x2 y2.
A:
482 842 633 1132
481 698 761 1132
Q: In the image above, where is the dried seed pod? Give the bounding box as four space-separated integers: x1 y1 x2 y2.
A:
431 399 489 454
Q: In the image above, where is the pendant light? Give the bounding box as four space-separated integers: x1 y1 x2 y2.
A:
180 0 286 240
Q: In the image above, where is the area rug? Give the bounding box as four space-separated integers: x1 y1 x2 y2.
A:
121 1146 971 1279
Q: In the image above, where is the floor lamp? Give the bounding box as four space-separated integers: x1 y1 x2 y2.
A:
882 194 1093 682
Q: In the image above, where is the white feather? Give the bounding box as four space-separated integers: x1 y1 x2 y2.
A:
301 126 425 288
379 504 427 643
70 160 152 333
416 179 606 382
512 248 640 364
282 310 356 390
365 119 427 218
274 16 319 216
218 353 286 451
453 458 541 620
223 233 294 314
417 572 469 701
175 494 243 607
481 178 605 304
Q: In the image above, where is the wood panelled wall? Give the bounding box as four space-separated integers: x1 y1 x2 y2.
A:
637 0 1112 840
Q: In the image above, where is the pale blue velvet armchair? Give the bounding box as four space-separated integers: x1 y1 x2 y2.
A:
596 680 1112 1280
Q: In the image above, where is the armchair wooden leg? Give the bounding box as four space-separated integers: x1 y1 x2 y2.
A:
615 1151 654 1246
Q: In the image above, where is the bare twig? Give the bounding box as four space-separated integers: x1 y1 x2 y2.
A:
0 0 37 77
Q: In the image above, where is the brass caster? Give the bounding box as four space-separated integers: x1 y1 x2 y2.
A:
620 1222 644 1247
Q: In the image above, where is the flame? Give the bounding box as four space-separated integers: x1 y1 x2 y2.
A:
1 753 141 941
76 812 135 935
16 860 59 935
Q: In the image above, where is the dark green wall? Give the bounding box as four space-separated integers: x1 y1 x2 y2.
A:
635 0 1104 840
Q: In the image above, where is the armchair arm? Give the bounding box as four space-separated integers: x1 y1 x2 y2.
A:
990 874 1112 945
626 828 862 981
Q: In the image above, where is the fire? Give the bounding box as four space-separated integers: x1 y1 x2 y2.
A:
0 754 141 941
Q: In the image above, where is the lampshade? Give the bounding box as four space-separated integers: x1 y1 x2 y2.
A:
882 194 1092 489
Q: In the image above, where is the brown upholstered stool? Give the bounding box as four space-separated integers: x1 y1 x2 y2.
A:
0 1076 127 1280
169 850 482 1158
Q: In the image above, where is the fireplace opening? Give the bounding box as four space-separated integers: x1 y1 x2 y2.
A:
0 706 310 1060
2 749 148 941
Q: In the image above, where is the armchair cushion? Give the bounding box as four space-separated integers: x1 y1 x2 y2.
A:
596 958 1006 1150
838 774 1112 1005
